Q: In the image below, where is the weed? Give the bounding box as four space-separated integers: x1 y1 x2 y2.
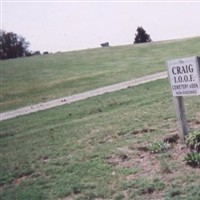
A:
184 131 200 167
149 141 171 153
113 192 125 200
160 159 171 173
185 130 200 153
165 184 200 200
165 187 182 198
122 177 165 197
117 167 139 176
184 153 200 168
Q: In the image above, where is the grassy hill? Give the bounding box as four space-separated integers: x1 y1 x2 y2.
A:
0 37 200 200
1 37 200 112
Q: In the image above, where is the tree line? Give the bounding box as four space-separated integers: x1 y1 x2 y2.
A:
0 27 151 60
0 31 30 59
0 30 48 60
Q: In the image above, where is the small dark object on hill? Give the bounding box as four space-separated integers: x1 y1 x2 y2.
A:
101 42 109 47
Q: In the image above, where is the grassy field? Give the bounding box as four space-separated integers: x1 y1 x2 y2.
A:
1 37 200 112
1 37 200 199
0 78 200 200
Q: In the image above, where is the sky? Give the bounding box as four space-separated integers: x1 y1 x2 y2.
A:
1 0 200 53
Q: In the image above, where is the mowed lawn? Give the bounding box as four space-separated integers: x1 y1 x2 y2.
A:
0 79 200 200
1 37 200 112
1 38 200 199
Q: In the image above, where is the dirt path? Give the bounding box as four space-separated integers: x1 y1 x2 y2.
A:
0 71 167 121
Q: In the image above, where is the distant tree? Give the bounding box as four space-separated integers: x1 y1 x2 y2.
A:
134 26 152 44
33 51 41 56
0 30 30 59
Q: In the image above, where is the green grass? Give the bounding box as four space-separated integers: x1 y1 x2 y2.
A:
1 37 200 112
1 79 200 200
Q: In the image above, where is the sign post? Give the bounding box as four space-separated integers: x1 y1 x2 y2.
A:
173 96 188 142
167 56 200 142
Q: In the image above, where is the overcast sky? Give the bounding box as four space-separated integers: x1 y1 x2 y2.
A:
1 1 200 53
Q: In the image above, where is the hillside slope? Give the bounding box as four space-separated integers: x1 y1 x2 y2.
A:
1 37 200 112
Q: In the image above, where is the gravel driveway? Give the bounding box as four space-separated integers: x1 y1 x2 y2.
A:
0 71 167 121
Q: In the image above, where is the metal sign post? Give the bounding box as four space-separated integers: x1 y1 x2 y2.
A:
167 56 200 143
173 96 188 142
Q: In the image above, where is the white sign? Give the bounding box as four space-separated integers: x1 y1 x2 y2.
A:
167 56 200 96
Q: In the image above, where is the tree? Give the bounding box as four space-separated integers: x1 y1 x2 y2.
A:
0 30 30 59
134 26 152 44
